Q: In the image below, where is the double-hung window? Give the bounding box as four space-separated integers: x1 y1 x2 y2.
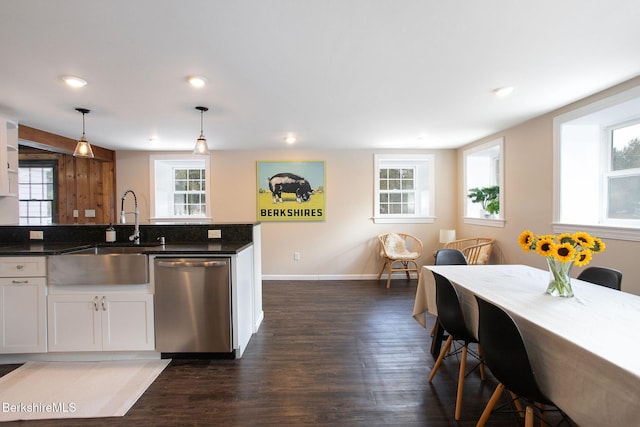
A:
18 160 57 225
554 85 640 240
150 154 211 222
605 121 640 222
373 154 434 223
463 138 504 227
173 167 206 216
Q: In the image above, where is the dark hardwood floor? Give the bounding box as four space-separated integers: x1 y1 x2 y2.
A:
0 279 564 426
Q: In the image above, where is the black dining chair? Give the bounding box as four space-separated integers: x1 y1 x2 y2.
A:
428 272 484 421
434 248 468 265
475 296 571 426
429 249 468 354
576 266 622 291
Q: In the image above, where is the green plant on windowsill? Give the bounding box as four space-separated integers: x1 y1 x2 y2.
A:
467 185 500 216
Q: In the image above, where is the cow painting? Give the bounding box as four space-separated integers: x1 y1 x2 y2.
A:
268 173 313 203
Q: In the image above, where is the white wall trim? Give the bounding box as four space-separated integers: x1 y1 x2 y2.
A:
262 273 417 281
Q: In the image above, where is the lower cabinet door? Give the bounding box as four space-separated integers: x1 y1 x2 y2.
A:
47 293 155 352
47 294 102 352
101 294 155 351
0 278 47 353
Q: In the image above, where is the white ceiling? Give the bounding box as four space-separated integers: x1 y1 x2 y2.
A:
1 0 640 152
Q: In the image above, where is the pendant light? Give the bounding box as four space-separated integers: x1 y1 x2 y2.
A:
193 106 210 155
73 108 95 158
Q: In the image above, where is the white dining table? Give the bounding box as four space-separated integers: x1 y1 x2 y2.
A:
413 264 640 427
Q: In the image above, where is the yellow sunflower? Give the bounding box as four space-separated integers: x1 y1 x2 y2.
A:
574 249 593 267
557 233 574 245
553 243 576 262
573 232 595 249
535 238 555 257
591 237 606 253
518 230 534 252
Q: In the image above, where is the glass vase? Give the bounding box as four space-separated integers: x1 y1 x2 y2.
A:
546 258 574 297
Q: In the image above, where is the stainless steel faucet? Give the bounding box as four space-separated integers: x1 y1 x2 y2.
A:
120 189 140 244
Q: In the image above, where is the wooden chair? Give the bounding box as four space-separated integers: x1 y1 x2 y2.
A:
377 233 423 288
444 237 494 265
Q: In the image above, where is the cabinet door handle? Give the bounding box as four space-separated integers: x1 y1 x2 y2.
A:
101 296 107 311
93 296 99 311
16 264 24 270
11 279 29 284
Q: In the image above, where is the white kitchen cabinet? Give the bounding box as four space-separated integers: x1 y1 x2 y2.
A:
0 117 19 224
0 117 18 197
0 257 47 353
47 293 154 352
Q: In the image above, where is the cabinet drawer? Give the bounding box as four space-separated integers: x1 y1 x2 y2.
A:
0 257 47 277
0 276 46 286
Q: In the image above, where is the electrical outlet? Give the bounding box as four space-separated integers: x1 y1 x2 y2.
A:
294 252 301 261
208 229 222 239
73 210 79 218
85 209 96 218
29 230 44 240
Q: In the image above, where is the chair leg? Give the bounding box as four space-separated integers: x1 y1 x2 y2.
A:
429 318 438 337
510 391 524 417
477 344 486 380
428 336 452 382
476 383 504 427
454 344 468 420
377 260 388 280
524 406 534 427
537 403 547 426
386 262 393 288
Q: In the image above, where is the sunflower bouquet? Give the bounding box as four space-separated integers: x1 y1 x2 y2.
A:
518 230 606 297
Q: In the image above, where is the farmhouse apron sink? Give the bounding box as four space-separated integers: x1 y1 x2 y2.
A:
48 246 149 286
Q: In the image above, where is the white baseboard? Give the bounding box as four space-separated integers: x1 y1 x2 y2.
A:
0 351 161 364
261 273 410 281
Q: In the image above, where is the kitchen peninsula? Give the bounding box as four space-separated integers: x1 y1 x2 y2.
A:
0 223 262 363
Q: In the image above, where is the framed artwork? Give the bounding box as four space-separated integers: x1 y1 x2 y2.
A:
257 160 325 221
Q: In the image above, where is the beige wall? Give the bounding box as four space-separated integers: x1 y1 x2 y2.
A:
457 75 640 295
116 148 457 279
116 75 640 294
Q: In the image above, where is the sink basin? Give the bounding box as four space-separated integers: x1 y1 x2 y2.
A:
48 248 149 286
68 246 149 254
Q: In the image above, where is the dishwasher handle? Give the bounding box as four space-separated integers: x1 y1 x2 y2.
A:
156 260 228 268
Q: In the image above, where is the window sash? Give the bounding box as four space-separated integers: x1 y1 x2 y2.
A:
18 164 56 225
172 167 206 216
373 154 434 224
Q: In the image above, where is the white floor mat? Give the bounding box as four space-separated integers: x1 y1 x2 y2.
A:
0 359 170 421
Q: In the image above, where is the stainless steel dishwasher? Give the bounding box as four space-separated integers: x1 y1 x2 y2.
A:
154 257 232 355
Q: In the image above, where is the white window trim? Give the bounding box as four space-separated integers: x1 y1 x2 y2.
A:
373 153 435 224
149 153 212 223
553 84 640 241
463 137 505 228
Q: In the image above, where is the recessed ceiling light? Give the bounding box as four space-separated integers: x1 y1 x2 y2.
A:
62 76 87 88
493 86 514 97
187 76 207 88
285 136 296 144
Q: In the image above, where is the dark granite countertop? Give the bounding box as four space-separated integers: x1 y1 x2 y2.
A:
0 243 94 255
0 242 252 256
